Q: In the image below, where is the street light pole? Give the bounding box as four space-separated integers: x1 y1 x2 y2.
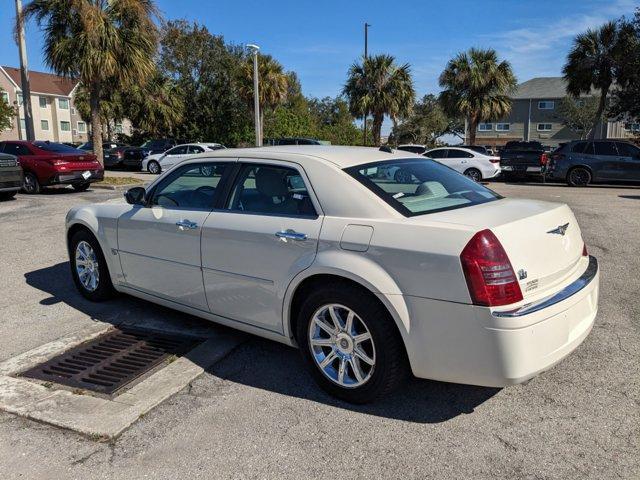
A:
247 44 261 147
363 23 370 146
14 0 35 141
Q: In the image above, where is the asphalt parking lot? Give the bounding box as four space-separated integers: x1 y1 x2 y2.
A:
0 181 638 479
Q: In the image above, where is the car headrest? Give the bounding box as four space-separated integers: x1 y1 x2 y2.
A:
256 168 289 197
415 181 448 198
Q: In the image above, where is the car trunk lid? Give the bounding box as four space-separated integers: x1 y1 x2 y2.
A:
426 198 585 299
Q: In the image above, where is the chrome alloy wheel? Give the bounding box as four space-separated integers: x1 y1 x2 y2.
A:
308 304 376 388
75 240 100 292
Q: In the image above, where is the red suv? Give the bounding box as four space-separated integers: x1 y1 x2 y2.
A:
0 141 104 194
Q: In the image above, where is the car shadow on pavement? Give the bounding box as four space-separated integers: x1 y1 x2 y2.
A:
209 337 500 424
25 262 500 424
619 195 640 200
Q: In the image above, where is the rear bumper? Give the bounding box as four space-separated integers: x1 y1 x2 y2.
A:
501 165 543 175
402 256 599 387
0 168 24 192
122 158 143 168
49 169 104 185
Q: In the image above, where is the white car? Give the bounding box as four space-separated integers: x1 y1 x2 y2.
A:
142 143 225 174
66 146 599 403
425 147 501 181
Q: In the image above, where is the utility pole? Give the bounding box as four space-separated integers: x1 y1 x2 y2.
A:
363 23 370 146
247 44 261 147
15 0 35 141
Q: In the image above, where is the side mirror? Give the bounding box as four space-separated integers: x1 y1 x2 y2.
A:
124 186 147 206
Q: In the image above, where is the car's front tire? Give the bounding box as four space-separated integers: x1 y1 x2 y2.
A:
69 229 115 301
147 160 161 174
296 283 409 403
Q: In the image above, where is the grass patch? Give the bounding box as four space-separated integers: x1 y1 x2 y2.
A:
96 176 142 186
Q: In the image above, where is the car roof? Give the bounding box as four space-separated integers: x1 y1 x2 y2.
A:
196 145 419 168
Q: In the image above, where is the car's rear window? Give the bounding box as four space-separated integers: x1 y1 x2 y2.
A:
346 158 501 216
33 141 80 153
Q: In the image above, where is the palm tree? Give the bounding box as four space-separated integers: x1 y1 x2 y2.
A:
563 21 633 140
239 54 289 140
439 48 516 146
343 54 415 145
21 0 159 164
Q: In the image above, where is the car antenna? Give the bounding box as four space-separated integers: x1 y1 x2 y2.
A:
379 146 393 153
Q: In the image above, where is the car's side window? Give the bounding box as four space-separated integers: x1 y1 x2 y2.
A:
617 142 640 158
449 149 474 158
149 163 230 210
593 141 618 156
226 164 317 217
3 143 30 156
168 146 188 156
189 146 205 154
428 149 446 159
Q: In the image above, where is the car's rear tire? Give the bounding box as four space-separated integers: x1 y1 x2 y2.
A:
72 182 90 192
22 172 40 194
69 229 116 301
567 167 591 187
0 191 17 200
296 283 409 403
147 160 161 174
463 168 482 182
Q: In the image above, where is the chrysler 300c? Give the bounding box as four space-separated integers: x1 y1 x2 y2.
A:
65 146 599 403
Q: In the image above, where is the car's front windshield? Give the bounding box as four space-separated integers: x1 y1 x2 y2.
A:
346 158 501 216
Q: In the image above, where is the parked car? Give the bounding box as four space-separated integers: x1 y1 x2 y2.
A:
66 146 599 403
0 152 23 200
423 147 501 181
142 143 225 174
457 145 492 156
264 137 325 146
139 138 179 155
0 140 103 194
397 144 427 155
548 140 640 186
103 146 150 170
499 141 548 180
78 141 123 153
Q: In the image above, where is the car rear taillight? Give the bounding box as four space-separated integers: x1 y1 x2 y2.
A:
117 151 124 159
582 243 588 256
460 229 523 307
540 153 549 166
489 158 500 164
50 158 69 166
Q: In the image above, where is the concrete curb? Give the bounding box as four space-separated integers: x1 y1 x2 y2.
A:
91 182 144 191
0 324 244 440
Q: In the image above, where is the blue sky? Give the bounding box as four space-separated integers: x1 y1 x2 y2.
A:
0 0 636 134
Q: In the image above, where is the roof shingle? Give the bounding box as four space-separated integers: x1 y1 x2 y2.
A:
1 66 78 96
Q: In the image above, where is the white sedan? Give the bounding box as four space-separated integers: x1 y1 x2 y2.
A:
66 146 599 403
142 143 225 174
425 146 501 181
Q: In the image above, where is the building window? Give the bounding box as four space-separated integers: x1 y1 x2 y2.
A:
60 121 71 132
1 92 8 104
20 118 26 130
115 122 123 134
41 119 49 131
478 123 493 131
496 123 510 131
624 123 640 132
538 101 555 110
77 121 86 133
39 96 47 108
537 123 553 131
58 98 69 109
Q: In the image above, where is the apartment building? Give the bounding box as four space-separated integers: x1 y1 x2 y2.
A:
0 66 131 144
471 77 636 148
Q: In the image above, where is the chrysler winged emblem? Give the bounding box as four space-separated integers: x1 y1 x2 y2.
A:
547 223 570 236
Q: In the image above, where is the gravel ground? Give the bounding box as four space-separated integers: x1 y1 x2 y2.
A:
0 180 638 479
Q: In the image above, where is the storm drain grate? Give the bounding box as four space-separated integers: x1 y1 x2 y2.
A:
20 327 203 395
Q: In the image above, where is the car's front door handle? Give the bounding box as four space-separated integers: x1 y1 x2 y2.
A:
275 230 307 241
176 219 198 230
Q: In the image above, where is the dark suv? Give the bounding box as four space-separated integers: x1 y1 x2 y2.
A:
548 140 640 186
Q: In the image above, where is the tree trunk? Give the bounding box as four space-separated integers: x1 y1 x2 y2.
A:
468 115 478 146
372 113 384 146
589 88 608 140
89 86 103 166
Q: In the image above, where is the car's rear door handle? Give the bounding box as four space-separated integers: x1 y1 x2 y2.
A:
176 219 198 230
275 230 307 241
